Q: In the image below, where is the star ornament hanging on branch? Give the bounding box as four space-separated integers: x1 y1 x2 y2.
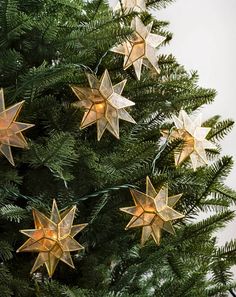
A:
17 200 88 277
162 110 217 171
114 0 146 13
120 177 184 246
0 88 34 165
71 69 136 141
111 17 166 80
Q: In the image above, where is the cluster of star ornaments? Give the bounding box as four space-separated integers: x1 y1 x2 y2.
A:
121 176 184 246
0 88 34 165
162 110 217 171
2 0 220 280
17 200 87 277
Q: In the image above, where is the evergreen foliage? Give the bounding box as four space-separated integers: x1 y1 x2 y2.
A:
0 0 235 296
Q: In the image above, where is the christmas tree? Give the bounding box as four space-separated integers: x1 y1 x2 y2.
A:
0 0 236 296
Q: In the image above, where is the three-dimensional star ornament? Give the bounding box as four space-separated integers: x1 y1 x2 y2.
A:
162 110 217 171
114 0 146 13
111 17 166 80
0 88 34 165
120 177 184 246
17 200 88 277
71 69 136 141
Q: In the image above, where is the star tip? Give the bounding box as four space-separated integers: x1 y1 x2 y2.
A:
70 85 77 92
52 198 57 205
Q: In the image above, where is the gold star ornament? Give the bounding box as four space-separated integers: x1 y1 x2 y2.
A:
17 200 87 277
162 110 217 171
114 0 146 13
71 70 136 140
120 177 184 246
0 88 34 165
111 17 166 80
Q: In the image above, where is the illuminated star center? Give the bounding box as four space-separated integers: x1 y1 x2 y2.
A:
178 130 195 147
32 228 59 250
95 102 106 113
92 93 114 117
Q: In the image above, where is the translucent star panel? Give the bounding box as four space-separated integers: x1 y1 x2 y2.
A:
120 177 184 246
17 200 87 277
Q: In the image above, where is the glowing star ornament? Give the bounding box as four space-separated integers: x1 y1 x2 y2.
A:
111 17 166 80
71 69 136 141
162 110 217 171
17 200 88 277
0 88 34 165
120 177 184 246
114 0 146 13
